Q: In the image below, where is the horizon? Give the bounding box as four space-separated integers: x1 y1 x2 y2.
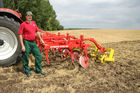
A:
50 0 140 30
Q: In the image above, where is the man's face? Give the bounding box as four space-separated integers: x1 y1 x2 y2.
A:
26 15 32 21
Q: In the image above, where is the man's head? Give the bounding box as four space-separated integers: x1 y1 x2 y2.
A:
25 11 33 21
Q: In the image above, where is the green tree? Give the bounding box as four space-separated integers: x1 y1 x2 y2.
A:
3 0 64 31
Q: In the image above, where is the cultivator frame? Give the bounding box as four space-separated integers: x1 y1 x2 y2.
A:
36 30 114 68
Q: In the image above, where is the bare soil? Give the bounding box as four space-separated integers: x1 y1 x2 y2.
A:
0 29 140 93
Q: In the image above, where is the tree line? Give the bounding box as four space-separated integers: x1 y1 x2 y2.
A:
3 0 64 31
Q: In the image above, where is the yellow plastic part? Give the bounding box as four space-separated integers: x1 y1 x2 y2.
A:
88 45 115 63
99 48 115 63
73 45 115 63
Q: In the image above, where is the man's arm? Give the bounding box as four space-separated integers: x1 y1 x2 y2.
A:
36 32 45 44
19 35 25 52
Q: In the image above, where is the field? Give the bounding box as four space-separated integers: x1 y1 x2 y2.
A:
0 29 140 93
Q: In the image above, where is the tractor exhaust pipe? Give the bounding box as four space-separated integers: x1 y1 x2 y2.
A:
0 0 3 8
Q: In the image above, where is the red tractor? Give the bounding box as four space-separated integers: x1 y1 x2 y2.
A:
0 0 22 66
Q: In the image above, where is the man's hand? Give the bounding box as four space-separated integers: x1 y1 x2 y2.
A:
41 39 45 45
22 45 25 52
37 32 45 45
19 35 25 52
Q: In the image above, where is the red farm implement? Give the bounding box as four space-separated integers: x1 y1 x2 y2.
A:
36 30 115 68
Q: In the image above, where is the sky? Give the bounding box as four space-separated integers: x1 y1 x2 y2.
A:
50 0 140 29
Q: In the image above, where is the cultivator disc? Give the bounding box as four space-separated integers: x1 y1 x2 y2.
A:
60 48 70 60
79 56 89 68
62 49 70 58
73 51 80 62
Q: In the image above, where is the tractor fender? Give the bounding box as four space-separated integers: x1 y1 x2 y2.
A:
0 8 23 24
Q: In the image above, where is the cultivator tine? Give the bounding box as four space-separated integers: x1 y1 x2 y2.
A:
71 49 74 62
61 53 64 60
45 49 49 64
53 49 56 56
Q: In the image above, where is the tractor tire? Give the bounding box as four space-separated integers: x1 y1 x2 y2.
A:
0 16 21 66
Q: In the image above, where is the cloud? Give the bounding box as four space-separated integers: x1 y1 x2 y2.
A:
50 0 140 29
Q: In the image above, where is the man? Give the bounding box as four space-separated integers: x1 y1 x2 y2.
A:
18 11 45 77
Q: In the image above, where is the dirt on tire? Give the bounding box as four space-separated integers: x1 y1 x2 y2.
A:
0 40 140 93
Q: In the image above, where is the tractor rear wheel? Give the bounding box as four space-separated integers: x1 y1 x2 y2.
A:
0 16 21 66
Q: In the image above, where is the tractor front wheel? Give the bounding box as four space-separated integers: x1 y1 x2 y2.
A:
0 16 21 66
